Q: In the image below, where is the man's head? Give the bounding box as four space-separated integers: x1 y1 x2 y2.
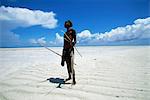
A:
64 20 72 28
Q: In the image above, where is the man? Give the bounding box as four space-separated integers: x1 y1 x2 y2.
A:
61 20 76 85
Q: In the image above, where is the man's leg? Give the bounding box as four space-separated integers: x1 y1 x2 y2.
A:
70 51 76 85
61 49 65 66
61 56 65 66
65 58 72 81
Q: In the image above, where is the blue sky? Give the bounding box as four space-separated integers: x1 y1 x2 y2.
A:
0 0 150 47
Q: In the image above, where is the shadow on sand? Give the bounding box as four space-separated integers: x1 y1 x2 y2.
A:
47 77 71 88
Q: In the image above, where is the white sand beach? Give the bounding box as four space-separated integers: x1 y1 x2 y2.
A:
0 46 150 100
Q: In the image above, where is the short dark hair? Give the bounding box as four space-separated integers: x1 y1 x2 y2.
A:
64 20 72 28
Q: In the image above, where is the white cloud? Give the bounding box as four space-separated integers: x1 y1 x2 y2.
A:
37 37 46 44
29 39 37 44
49 33 63 46
78 30 92 38
0 6 58 47
55 33 63 44
29 33 63 46
77 17 150 45
0 6 58 29
29 37 46 45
